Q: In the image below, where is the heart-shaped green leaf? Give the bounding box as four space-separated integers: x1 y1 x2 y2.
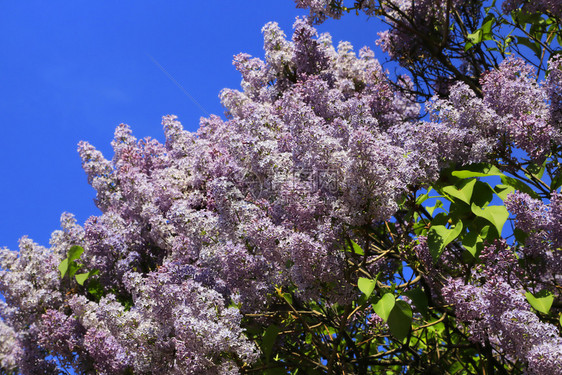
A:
58 258 69 278
75 269 99 286
471 204 509 236
358 277 377 298
442 179 476 204
404 288 428 318
427 221 463 261
374 293 395 322
68 245 84 262
387 300 413 341
526 290 554 314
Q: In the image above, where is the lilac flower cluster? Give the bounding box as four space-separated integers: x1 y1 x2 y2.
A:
428 57 561 163
375 0 472 63
1 14 561 374
505 191 562 281
502 0 562 19
547 55 562 127
442 241 562 374
295 0 478 70
0 319 21 373
0 19 428 373
294 0 341 23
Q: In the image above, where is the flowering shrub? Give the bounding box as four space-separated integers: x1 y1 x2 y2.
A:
1 1 562 374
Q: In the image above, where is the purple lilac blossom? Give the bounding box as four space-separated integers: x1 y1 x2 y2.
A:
547 55 562 128
505 191 562 283
0 16 561 374
426 58 561 163
442 241 562 373
502 0 562 19
0 19 425 373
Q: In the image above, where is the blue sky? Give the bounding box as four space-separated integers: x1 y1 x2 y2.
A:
0 1 387 250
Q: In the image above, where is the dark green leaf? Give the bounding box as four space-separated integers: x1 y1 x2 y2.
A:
462 231 483 257
551 172 562 191
516 36 541 57
86 280 105 302
427 221 463 261
404 288 428 318
526 162 545 179
471 181 495 207
265 368 287 375
262 325 281 362
500 175 538 198
387 300 413 341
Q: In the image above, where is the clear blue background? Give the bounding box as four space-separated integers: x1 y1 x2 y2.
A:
0 1 388 250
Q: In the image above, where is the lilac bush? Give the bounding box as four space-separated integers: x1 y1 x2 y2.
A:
1 2 562 374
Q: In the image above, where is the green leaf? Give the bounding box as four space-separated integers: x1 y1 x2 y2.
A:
344 240 364 256
68 262 83 278
471 181 495 207
462 231 483 257
470 204 509 236
426 200 443 216
480 225 491 238
501 176 539 198
494 184 515 201
451 163 503 179
75 269 100 286
86 280 104 302
358 277 377 298
374 293 396 322
387 300 413 341
74 273 89 286
467 29 483 44
404 288 428 318
427 221 463 261
526 290 554 314
58 258 69 278
442 178 476 204
481 16 494 37
416 189 432 205
551 172 562 191
282 293 293 305
262 325 281 363
516 36 541 57
350 240 364 256
68 245 84 262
